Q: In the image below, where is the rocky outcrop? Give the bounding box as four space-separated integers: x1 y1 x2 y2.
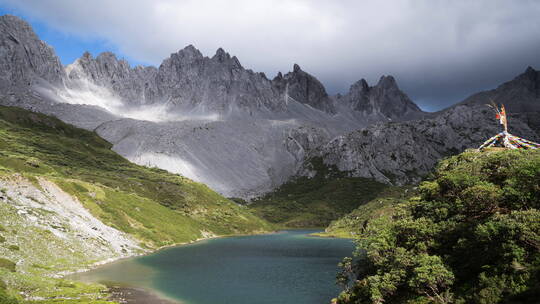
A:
154 46 284 115
0 15 65 93
338 76 423 121
0 175 142 274
273 64 335 113
66 51 159 105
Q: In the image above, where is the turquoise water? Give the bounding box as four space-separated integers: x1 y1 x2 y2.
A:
70 230 354 304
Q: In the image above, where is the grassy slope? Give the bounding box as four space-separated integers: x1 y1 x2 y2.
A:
0 105 273 303
314 185 414 238
0 105 272 242
248 158 389 228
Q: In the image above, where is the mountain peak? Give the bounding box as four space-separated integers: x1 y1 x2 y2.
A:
521 66 538 81
81 51 93 59
344 75 421 119
278 64 334 113
183 44 198 52
512 65 538 81
0 14 29 29
215 47 226 55
350 78 369 92
96 51 118 60
0 14 65 87
175 44 203 59
377 75 398 89
495 65 540 97
212 47 230 62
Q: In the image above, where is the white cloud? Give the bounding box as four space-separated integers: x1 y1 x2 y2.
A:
3 0 540 110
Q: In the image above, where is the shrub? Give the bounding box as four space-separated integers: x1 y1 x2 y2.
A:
0 258 16 272
55 281 76 288
0 289 19 304
7 245 19 251
337 150 540 304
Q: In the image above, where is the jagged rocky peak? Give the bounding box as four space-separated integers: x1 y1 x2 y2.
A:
377 75 399 89
68 51 129 80
274 63 335 114
66 50 159 105
0 14 65 90
160 45 244 74
156 45 285 113
342 74 422 120
458 66 540 113
492 66 539 98
211 47 243 69
168 44 204 63
508 66 539 94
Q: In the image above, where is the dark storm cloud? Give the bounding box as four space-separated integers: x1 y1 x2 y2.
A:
2 0 540 111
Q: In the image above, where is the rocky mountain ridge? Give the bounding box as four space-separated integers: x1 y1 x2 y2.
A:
339 75 423 121
0 14 425 198
2 14 538 198
304 67 540 185
0 15 65 91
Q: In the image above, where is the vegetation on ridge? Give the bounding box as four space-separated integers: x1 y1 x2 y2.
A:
334 149 540 304
249 158 389 228
317 186 414 238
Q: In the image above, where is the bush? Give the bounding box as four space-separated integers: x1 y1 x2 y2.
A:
0 289 19 304
0 258 16 272
0 235 5 243
7 245 19 251
337 150 540 304
55 281 76 288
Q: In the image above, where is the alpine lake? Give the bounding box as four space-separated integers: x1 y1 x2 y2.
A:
69 230 354 304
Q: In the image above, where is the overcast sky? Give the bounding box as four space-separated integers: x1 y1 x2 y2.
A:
1 0 539 111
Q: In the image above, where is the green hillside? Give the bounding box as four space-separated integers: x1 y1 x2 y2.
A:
0 105 272 303
334 149 540 304
316 185 413 238
248 158 389 228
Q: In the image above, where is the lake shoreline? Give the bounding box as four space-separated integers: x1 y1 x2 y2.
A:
62 229 278 304
107 284 180 304
68 229 351 304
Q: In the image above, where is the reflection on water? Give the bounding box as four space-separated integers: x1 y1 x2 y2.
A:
70 230 354 304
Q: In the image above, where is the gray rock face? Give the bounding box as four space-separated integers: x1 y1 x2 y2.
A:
155 46 284 116
66 51 159 105
338 76 423 121
308 67 540 185
65 45 287 117
273 64 335 113
95 118 330 198
0 15 65 93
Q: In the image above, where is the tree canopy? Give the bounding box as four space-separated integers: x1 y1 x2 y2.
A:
336 149 540 304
